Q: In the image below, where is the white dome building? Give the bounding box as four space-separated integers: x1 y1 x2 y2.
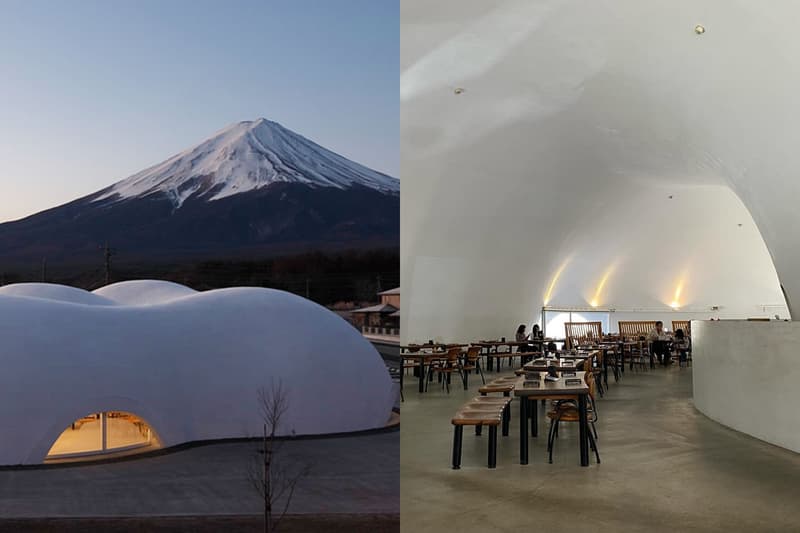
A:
0 281 394 465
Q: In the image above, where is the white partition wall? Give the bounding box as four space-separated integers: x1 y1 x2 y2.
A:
693 320 800 453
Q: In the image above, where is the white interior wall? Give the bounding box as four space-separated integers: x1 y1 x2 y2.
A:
401 0 796 343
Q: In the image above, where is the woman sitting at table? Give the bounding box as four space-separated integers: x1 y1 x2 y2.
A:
673 328 691 368
528 324 545 359
515 324 529 343
516 324 537 363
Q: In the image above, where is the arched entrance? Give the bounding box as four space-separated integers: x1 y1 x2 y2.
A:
45 411 161 462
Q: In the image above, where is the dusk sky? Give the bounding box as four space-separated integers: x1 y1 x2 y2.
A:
0 0 398 222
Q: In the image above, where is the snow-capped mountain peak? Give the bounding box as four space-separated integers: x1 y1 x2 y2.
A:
94 118 399 208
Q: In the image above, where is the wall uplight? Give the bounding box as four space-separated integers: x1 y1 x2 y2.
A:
590 266 614 309
543 259 570 306
670 277 685 309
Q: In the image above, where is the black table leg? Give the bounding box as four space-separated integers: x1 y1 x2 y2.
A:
488 426 497 468
452 426 463 469
417 359 425 393
578 394 589 467
519 396 528 465
531 399 538 437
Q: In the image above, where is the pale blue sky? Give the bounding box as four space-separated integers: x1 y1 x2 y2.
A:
0 0 398 222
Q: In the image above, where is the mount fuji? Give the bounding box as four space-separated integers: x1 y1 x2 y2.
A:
0 119 399 267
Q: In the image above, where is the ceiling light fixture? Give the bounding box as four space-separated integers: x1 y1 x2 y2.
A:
695 24 705 35
453 87 465 95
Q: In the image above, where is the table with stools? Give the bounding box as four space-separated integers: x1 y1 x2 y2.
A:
515 372 591 466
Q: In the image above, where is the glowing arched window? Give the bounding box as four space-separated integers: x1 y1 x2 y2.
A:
46 411 160 461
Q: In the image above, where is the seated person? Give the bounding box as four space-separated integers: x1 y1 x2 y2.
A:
647 321 671 366
516 324 529 343
515 324 536 363
673 328 691 368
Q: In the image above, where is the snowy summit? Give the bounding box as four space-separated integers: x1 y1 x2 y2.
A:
94 118 399 209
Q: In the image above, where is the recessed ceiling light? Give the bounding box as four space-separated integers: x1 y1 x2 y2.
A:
695 24 706 35
453 87 465 95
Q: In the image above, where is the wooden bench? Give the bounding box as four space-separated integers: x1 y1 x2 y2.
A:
618 320 656 339
486 350 516 372
565 321 602 349
478 376 518 396
452 396 512 469
482 346 537 371
672 320 690 334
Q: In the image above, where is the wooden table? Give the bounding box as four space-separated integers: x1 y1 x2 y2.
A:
523 357 587 373
401 344 471 393
610 340 640 374
401 346 448 393
596 342 624 384
514 372 590 466
471 341 526 371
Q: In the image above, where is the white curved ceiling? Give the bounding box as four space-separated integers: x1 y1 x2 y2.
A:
401 0 796 341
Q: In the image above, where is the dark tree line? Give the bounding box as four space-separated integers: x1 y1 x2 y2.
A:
0 248 399 305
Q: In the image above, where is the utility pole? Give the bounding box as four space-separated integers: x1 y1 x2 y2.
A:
103 242 116 286
305 278 310 299
41 258 47 282
376 274 382 293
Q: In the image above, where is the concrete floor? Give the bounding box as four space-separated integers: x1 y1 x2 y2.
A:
0 429 398 518
400 365 800 532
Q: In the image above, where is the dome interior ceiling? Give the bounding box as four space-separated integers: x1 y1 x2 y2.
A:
401 0 797 341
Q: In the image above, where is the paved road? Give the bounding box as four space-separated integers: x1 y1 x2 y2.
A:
0 430 398 518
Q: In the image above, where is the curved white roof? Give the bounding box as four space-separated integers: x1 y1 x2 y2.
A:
401 0 795 341
0 283 116 306
0 281 394 465
94 279 199 305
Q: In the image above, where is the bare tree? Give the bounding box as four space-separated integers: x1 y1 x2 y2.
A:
249 379 309 533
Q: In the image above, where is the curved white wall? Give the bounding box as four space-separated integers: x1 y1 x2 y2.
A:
0 281 394 465
692 320 800 453
401 0 797 342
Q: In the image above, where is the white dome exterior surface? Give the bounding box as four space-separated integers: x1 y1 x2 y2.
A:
94 280 199 305
0 281 394 465
0 283 117 306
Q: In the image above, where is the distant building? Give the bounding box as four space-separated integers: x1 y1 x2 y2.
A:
352 287 400 336
377 287 400 308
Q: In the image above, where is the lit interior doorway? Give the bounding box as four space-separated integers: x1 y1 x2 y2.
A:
543 308 610 338
46 411 160 462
